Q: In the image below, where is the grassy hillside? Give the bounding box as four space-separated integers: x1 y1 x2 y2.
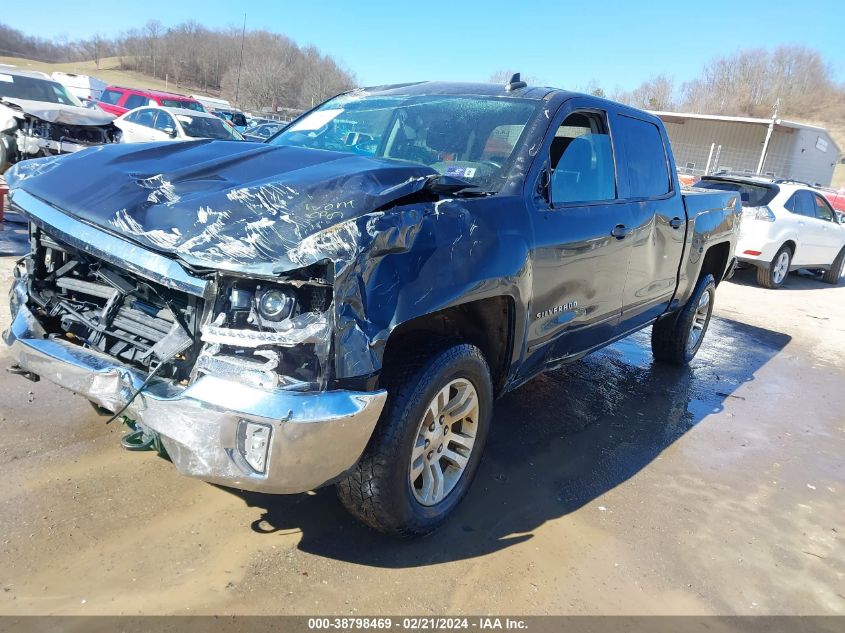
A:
0 55 215 97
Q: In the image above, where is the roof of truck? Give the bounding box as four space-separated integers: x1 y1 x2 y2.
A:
357 80 560 100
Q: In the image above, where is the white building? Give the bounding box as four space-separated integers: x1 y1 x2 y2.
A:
652 111 842 187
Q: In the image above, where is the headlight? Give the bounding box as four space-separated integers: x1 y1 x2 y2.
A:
257 288 295 321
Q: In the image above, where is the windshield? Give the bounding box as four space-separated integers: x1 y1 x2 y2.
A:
697 178 778 207
269 92 541 191
245 123 282 139
0 72 83 107
176 114 244 140
161 99 204 112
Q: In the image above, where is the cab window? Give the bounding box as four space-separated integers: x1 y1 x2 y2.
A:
549 111 616 205
615 115 670 198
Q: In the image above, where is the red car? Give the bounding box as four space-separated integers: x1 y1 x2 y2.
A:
818 187 845 214
96 86 205 117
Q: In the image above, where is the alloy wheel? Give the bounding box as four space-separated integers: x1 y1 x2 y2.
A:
409 378 479 506
772 251 790 284
686 290 711 354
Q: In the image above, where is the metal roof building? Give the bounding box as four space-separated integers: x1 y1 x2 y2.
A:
651 111 842 187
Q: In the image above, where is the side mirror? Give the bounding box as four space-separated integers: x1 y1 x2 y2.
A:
740 192 750 203
162 126 177 138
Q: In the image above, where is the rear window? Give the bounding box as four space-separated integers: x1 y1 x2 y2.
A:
99 89 123 105
124 94 150 109
697 179 777 207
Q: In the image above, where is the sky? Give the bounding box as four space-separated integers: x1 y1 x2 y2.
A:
4 0 844 91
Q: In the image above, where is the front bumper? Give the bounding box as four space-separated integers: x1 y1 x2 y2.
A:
3 283 386 494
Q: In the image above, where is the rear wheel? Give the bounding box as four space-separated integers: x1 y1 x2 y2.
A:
652 274 716 365
336 343 493 537
757 246 792 289
822 248 845 285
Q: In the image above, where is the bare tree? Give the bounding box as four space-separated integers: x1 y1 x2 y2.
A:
81 33 107 69
143 20 164 78
615 74 676 110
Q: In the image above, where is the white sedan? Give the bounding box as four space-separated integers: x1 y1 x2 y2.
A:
113 106 244 143
698 175 845 288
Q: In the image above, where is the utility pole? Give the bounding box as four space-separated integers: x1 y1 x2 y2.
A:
756 98 780 174
235 13 246 107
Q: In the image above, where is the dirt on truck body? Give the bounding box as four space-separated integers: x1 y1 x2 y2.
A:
3 76 741 536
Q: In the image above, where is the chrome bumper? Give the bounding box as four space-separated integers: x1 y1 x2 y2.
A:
3 284 386 494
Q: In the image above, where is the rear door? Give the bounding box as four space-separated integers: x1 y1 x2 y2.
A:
613 113 686 327
785 189 821 264
120 108 158 142
526 101 635 368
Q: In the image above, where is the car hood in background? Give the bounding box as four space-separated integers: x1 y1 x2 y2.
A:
6 140 438 274
1 98 116 126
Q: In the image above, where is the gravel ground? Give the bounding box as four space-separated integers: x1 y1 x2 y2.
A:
0 252 842 616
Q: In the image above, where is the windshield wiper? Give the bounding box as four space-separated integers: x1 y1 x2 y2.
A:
423 174 494 197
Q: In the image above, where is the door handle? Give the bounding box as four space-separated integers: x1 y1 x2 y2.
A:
611 224 630 239
669 217 684 229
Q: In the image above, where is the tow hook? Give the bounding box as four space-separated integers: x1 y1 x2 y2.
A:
7 365 40 382
120 421 167 457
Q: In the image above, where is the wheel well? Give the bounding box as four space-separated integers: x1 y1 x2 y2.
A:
698 242 731 285
381 297 514 395
781 240 797 257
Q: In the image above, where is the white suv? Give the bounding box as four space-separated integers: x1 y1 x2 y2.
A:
698 176 845 288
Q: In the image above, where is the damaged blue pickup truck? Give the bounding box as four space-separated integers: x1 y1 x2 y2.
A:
3 78 741 536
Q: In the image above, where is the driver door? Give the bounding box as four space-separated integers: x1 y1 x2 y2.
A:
526 102 635 370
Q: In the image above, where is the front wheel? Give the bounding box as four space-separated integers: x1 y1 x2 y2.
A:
336 343 493 537
651 274 716 365
821 247 845 285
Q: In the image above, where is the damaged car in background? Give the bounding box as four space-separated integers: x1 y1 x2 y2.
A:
3 77 741 536
0 68 117 171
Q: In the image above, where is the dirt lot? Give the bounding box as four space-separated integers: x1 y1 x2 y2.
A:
0 241 842 615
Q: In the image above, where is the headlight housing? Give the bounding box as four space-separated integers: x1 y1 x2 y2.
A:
257 288 295 321
195 272 333 392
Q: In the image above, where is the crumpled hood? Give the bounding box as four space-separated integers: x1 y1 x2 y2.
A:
2 98 115 126
7 140 438 274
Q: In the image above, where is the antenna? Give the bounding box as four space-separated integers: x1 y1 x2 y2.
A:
505 73 527 92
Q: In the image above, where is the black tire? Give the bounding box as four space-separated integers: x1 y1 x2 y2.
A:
756 245 792 289
822 248 845 285
652 274 716 365
336 343 493 537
